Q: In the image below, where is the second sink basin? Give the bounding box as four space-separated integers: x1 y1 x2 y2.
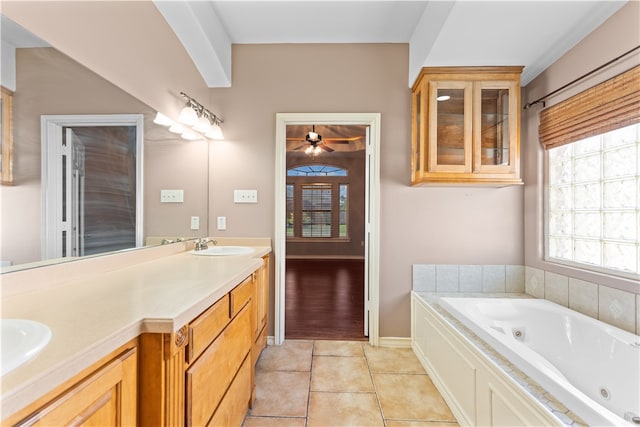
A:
190 246 254 256
1 319 52 376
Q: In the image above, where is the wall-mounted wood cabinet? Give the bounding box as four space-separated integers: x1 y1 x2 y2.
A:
411 66 524 186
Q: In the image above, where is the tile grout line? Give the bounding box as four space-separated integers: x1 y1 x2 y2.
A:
304 340 315 427
362 341 388 426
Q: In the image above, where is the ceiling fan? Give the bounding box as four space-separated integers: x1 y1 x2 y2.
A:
287 125 361 155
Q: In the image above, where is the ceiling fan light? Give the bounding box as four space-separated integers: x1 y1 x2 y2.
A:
179 105 198 125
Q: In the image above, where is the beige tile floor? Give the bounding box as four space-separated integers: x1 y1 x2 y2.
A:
243 340 459 427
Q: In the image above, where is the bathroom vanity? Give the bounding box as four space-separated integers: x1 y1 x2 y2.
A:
0 239 271 426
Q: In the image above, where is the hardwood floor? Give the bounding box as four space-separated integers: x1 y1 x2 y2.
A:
285 259 366 341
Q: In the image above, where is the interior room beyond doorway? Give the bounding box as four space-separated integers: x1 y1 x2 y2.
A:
285 124 367 340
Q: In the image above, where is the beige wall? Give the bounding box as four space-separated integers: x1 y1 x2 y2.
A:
522 0 640 295
2 1 208 120
0 47 208 265
209 44 524 337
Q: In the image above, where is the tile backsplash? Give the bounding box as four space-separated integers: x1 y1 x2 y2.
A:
525 266 638 335
412 264 525 294
413 264 639 335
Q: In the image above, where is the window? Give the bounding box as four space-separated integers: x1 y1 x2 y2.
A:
302 184 332 237
287 165 349 240
547 124 639 276
541 66 639 278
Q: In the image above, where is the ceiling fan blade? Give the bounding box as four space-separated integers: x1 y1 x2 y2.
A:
320 144 334 152
325 136 362 142
324 140 351 144
290 144 306 151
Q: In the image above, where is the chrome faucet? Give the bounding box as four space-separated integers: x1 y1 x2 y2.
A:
194 238 210 251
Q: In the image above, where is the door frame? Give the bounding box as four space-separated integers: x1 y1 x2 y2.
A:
274 113 381 346
41 114 144 260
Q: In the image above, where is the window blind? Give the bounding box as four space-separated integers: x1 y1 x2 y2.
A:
539 65 640 150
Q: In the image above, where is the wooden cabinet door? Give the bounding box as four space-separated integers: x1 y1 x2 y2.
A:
472 79 519 175
16 348 137 427
186 304 252 427
428 80 473 173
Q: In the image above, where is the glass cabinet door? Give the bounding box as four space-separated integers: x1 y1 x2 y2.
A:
428 80 472 173
473 80 518 173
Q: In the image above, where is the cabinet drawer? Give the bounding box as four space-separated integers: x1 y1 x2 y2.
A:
207 355 252 427
188 294 230 363
230 275 253 318
186 304 252 427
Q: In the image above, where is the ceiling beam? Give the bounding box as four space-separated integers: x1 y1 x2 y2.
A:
153 0 232 87
408 1 456 88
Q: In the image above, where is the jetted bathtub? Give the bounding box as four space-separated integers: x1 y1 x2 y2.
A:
438 297 640 426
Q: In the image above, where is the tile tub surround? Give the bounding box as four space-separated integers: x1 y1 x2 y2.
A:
244 340 458 427
0 241 271 422
413 264 639 335
413 264 525 294
525 266 639 335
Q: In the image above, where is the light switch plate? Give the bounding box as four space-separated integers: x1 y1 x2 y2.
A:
217 216 227 230
234 189 258 203
190 216 199 230
160 189 184 203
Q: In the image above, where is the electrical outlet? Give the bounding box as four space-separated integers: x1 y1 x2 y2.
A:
160 189 184 203
217 216 227 230
233 189 258 203
190 216 199 230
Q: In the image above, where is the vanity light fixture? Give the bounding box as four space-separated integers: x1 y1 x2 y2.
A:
153 92 224 141
153 112 174 126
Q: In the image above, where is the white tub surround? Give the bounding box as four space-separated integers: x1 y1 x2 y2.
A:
440 297 639 426
0 239 271 422
411 292 586 427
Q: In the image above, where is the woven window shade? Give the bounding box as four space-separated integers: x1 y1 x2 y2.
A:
539 65 640 150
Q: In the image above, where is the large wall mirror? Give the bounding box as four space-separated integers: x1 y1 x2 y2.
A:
0 16 210 270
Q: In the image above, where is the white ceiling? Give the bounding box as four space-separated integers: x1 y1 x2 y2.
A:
155 0 627 88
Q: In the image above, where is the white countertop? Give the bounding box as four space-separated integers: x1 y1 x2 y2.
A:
0 244 270 421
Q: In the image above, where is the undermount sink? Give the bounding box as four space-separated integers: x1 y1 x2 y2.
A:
190 246 254 256
1 319 52 376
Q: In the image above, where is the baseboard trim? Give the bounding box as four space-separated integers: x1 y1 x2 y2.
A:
378 337 411 348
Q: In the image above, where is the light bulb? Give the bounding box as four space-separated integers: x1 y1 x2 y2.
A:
314 146 322 155
193 115 212 133
169 123 185 134
305 146 314 155
179 105 198 125
153 112 173 126
181 129 201 140
206 123 224 140
437 95 451 101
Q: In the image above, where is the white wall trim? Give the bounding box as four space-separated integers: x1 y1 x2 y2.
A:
378 337 412 348
41 114 144 260
274 113 381 347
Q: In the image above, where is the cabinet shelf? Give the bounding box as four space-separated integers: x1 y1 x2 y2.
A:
411 66 523 186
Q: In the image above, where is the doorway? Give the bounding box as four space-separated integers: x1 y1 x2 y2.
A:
41 115 143 260
274 113 381 346
285 124 367 340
